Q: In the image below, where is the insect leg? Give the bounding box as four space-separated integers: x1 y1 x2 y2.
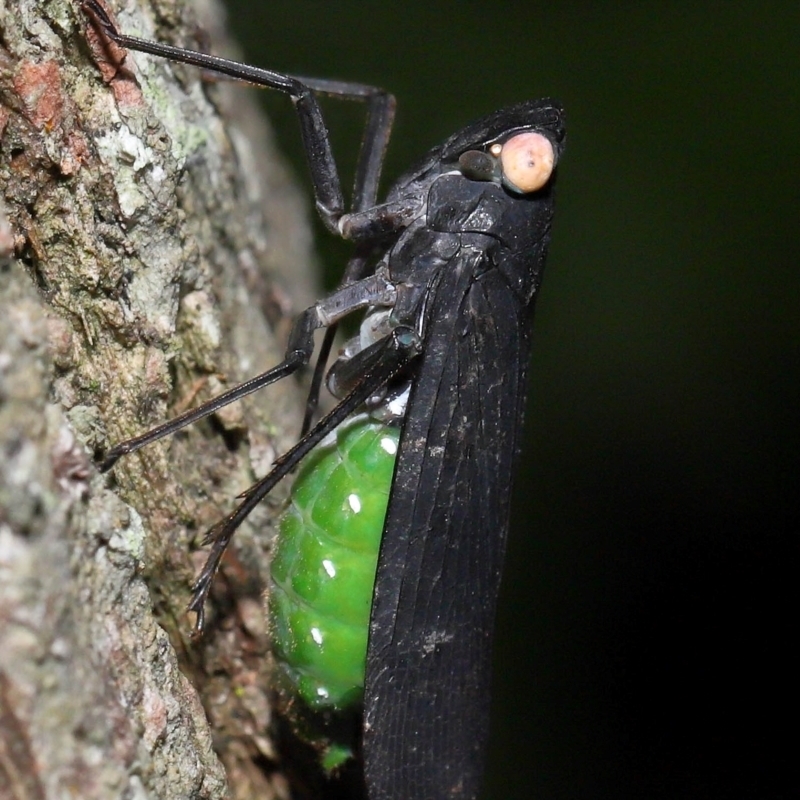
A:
189 325 422 632
81 1 394 232
99 274 396 471
301 240 384 437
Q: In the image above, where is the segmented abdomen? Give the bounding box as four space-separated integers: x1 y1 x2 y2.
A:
269 415 399 710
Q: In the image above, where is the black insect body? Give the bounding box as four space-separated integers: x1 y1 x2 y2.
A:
361 111 563 800
82 3 565 798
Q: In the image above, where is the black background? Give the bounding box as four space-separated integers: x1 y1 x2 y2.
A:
222 2 798 797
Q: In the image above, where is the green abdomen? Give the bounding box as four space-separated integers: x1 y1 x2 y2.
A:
269 415 399 711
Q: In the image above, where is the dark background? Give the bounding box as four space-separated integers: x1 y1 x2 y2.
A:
222 2 798 797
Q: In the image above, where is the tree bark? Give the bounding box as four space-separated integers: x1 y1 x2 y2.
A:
0 1 317 797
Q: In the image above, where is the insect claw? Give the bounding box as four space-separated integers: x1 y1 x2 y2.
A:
186 596 206 635
82 0 114 34
97 447 122 472
188 570 214 633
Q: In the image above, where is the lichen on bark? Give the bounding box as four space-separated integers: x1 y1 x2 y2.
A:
0 1 318 797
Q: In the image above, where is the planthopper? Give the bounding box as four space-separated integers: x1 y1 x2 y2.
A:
82 2 565 797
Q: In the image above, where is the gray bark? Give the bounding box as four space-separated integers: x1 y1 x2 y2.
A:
0 1 318 797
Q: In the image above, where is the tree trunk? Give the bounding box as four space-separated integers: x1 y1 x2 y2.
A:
0 1 317 797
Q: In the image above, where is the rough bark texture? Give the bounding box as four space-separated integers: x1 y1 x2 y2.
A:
0 1 318 797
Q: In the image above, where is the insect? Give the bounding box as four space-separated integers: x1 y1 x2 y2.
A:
82 1 565 797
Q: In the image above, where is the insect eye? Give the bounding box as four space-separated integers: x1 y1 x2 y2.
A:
498 131 555 194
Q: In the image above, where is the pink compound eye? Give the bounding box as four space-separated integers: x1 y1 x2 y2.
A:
497 131 555 194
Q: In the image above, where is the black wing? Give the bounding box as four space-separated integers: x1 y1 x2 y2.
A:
363 246 534 800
